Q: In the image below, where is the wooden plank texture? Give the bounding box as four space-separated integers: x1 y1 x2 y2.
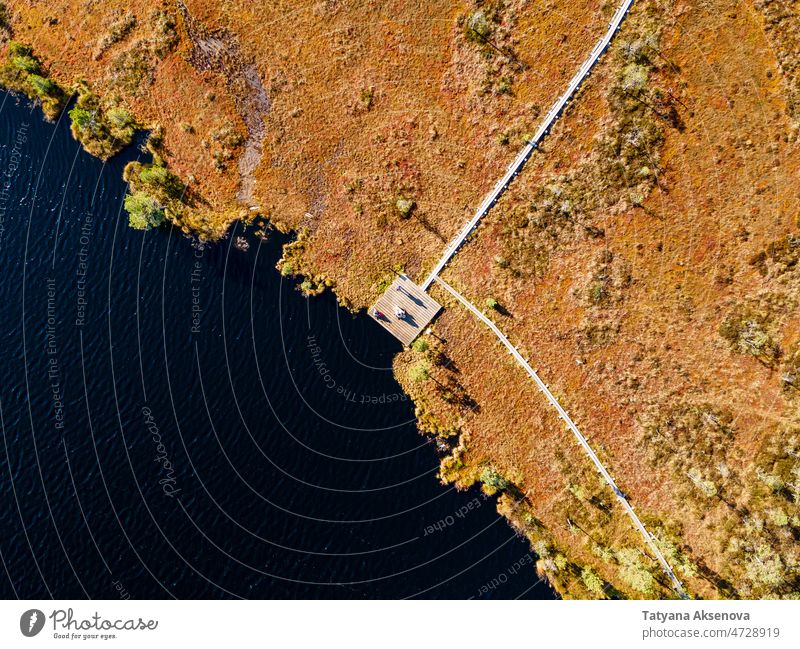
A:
369 275 441 346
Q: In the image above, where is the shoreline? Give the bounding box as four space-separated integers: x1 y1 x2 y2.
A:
3 0 800 600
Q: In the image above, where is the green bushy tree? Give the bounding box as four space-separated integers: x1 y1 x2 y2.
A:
125 191 165 230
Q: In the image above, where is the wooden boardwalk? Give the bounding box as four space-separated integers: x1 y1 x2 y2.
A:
432 274 686 598
369 275 441 346
419 0 635 291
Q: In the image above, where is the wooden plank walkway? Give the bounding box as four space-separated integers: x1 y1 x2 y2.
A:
419 0 635 291
369 275 441 346
432 275 687 597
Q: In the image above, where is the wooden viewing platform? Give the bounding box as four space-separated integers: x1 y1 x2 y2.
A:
369 274 441 346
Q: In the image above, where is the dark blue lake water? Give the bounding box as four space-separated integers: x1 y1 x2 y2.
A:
0 92 552 599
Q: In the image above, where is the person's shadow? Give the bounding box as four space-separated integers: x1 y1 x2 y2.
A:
399 312 420 328
397 286 425 308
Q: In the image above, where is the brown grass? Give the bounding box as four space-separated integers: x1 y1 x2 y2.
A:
423 0 800 597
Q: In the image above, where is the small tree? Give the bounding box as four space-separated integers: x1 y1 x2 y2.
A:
28 74 58 98
125 191 165 230
139 164 184 198
581 567 606 597
409 360 430 382
411 338 429 353
7 42 32 58
617 548 655 595
479 467 509 490
745 547 784 591
493 255 509 269
396 196 415 218
464 11 492 43
68 106 99 134
106 107 134 131
12 53 40 74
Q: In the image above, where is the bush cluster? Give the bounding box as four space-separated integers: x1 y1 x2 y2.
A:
719 305 781 367
123 160 186 231
68 86 137 159
0 41 65 119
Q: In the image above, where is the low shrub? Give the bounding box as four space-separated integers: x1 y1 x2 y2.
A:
0 41 65 119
